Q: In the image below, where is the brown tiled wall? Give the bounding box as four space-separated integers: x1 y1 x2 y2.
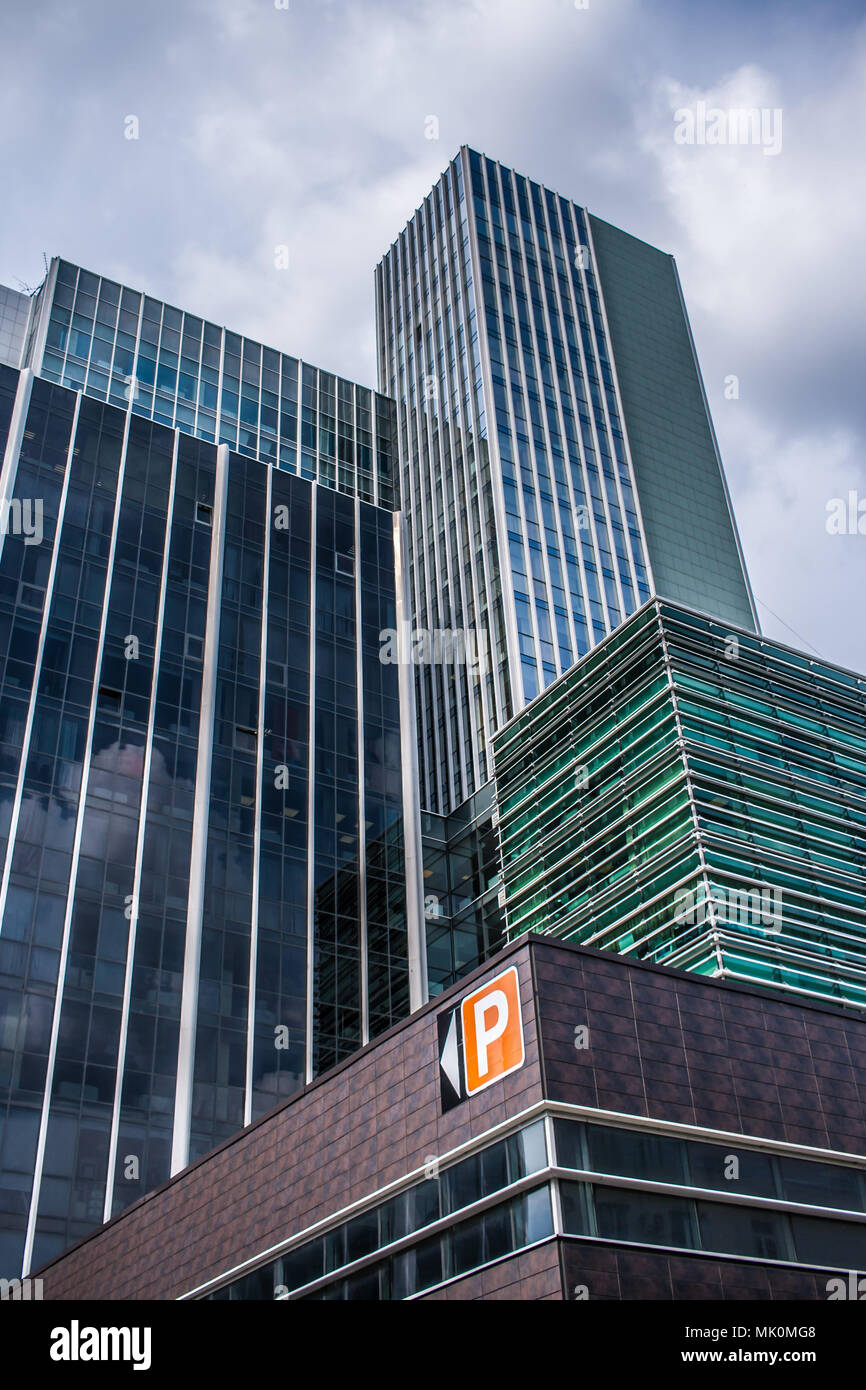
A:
38 946 542 1300
561 1240 840 1300
534 941 866 1153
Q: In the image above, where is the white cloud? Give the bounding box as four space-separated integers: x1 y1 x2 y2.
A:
725 410 866 669
639 39 866 669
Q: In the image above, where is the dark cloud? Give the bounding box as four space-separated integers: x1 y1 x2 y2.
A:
1 0 863 668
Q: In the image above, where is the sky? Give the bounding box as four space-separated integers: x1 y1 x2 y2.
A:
1 0 864 672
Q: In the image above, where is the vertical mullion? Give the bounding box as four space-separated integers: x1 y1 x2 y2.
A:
304 486 317 1084
170 442 230 1176
245 463 273 1124
355 496 369 1043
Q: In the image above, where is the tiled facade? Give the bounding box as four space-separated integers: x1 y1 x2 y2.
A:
533 940 866 1154
560 1243 837 1301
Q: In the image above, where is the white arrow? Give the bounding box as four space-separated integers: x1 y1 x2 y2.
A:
440 1009 461 1096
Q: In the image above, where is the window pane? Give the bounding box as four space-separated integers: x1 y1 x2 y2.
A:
561 1180 592 1235
687 1141 778 1199
450 1213 484 1276
587 1124 687 1184
594 1187 696 1248
698 1201 792 1261
779 1157 865 1214
553 1118 586 1171
791 1215 866 1267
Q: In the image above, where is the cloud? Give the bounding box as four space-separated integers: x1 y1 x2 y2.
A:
722 410 865 668
0 0 863 670
637 40 866 667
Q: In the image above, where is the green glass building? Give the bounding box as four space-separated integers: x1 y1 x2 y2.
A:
493 599 866 1009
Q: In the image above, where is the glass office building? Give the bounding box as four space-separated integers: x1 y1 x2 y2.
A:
376 147 756 815
0 323 412 1275
494 598 866 1010
0 285 32 374
17 258 397 508
421 780 505 997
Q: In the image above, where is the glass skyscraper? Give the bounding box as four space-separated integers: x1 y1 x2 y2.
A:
376 147 756 815
0 264 420 1278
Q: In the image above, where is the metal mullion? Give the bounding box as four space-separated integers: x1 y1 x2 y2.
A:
565 211 633 626
538 194 607 662
304 485 318 1084
447 156 504 764
28 258 59 381
394 513 428 1010
393 240 438 809
488 166 547 696
411 217 452 809
421 197 466 807
0 366 35 570
244 462 273 1124
559 200 630 634
354 494 369 1043
170 441 231 1173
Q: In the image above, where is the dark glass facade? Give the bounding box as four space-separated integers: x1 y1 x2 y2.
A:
0 367 410 1277
421 781 505 995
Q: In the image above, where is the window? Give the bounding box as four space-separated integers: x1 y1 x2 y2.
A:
203 1122 549 1301
594 1186 697 1249
585 1123 687 1185
778 1157 865 1214
686 1139 777 1200
698 1201 792 1261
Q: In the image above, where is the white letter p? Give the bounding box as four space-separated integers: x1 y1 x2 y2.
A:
473 990 509 1079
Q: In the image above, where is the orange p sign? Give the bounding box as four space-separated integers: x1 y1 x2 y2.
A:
461 966 524 1096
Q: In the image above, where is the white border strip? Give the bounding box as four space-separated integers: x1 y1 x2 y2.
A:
170 442 230 1175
